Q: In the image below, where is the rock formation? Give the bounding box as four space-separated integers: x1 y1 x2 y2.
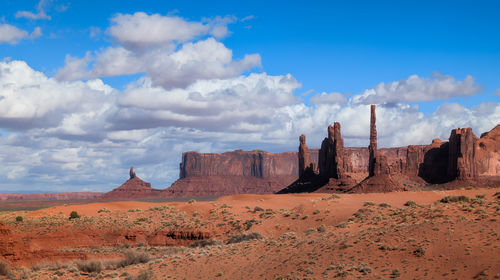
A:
298 134 312 177
475 124 500 177
100 110 499 198
168 150 298 197
318 122 350 179
130 166 136 179
278 122 355 194
448 128 477 180
368 105 377 176
347 105 406 193
103 168 162 200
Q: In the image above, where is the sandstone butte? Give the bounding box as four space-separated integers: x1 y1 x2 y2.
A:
1 105 499 201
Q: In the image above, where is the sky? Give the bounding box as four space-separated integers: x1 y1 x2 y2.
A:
0 0 498 193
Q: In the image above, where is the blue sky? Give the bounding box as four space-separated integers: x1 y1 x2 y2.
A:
0 0 498 192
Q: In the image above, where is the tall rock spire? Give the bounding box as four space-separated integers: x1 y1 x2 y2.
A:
368 105 377 176
298 134 311 177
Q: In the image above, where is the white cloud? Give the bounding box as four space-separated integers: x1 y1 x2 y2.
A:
310 92 346 105
0 24 28 44
57 38 262 89
30 26 42 38
57 12 260 88
494 89 500 96
15 0 51 20
56 52 92 81
108 12 210 50
114 72 300 131
0 60 115 136
352 72 482 104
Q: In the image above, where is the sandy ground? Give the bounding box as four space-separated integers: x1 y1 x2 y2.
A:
0 188 498 279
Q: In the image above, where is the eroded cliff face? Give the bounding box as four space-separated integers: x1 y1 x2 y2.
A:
475 125 500 177
179 150 298 179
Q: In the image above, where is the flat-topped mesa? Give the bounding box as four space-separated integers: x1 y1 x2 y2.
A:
298 134 311 177
448 127 477 180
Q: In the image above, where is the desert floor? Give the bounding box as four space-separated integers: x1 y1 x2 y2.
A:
0 188 499 279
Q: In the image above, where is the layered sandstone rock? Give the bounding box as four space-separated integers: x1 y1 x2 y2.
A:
171 150 299 197
103 171 161 199
475 125 500 177
179 150 298 179
166 175 297 197
298 134 311 177
348 105 405 193
318 122 351 179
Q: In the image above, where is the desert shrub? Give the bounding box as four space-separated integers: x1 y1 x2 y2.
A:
0 261 11 276
69 211 80 220
390 269 400 278
363 201 375 206
243 219 260 230
189 239 221 248
494 192 500 199
279 209 291 217
253 206 264 212
76 260 103 273
312 209 320 215
317 224 326 233
188 199 196 204
128 269 154 280
404 200 417 207
227 232 263 244
97 208 111 213
440 196 470 203
413 247 425 257
378 203 391 208
118 250 150 268
15 216 23 222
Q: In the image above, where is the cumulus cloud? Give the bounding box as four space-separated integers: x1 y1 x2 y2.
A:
109 12 211 50
309 92 346 105
0 24 28 44
113 72 300 132
15 0 52 20
58 38 261 88
352 72 482 104
0 60 115 136
57 12 261 88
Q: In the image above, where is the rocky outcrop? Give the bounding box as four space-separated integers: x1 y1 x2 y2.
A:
103 171 162 200
166 175 297 197
448 128 478 180
348 105 405 193
298 134 312 177
179 150 298 179
170 150 299 197
318 123 351 179
475 125 500 177
130 167 136 179
278 122 356 194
